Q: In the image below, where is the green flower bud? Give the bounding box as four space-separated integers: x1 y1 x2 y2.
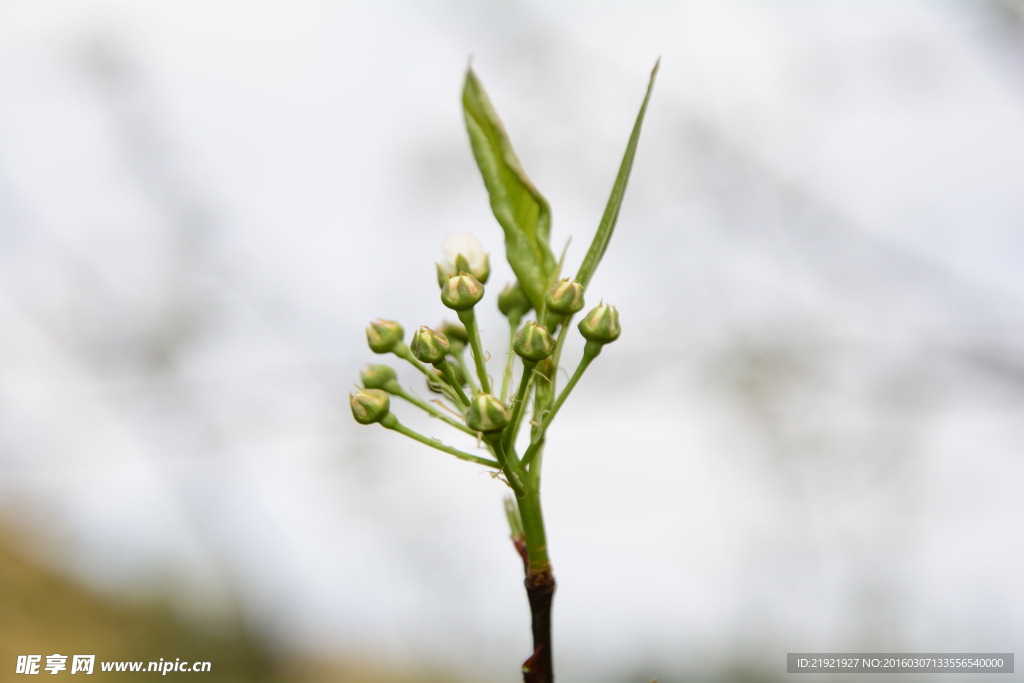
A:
366 319 404 354
545 278 585 315
350 388 390 425
441 273 484 311
410 326 450 364
467 393 510 433
498 281 532 318
578 302 621 344
512 321 554 361
360 364 398 391
439 320 469 347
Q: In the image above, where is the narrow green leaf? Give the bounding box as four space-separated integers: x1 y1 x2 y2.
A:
575 58 660 289
463 68 556 313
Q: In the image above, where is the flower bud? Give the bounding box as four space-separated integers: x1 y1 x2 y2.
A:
545 278 585 315
498 281 532 318
437 233 490 284
441 273 484 311
350 388 390 425
439 320 469 347
410 326 450 364
366 319 404 354
360 364 398 391
512 321 554 361
578 303 621 344
467 393 510 433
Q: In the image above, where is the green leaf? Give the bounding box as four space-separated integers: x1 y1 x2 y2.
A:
463 68 556 313
575 58 660 289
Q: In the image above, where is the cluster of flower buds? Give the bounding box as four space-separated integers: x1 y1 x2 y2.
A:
353 234 623 452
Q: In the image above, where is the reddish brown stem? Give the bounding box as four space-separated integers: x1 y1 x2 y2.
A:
521 570 556 683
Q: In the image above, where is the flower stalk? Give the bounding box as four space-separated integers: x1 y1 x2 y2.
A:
384 416 499 468
457 308 492 395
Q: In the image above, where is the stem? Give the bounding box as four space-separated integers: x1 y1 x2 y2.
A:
515 486 550 575
501 315 522 402
527 441 544 488
390 386 475 436
522 436 544 471
391 343 433 378
543 340 602 429
380 415 498 468
435 359 471 406
549 314 574 378
503 359 537 451
521 569 556 683
521 341 602 469
484 433 525 497
457 308 492 394
454 346 478 394
516 486 555 683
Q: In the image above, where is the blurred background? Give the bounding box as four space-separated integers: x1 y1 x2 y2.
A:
1 1 1023 681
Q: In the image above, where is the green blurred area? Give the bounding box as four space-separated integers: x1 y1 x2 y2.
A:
0 528 467 683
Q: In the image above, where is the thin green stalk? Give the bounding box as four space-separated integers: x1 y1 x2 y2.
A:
454 346 478 394
484 433 525 497
523 359 554 470
391 343 433 378
382 415 499 468
501 315 522 402
503 358 537 451
504 496 525 542
391 386 475 436
543 311 575 403
457 308 492 394
522 436 544 471
543 343 599 428
436 359 471 406
521 341 602 468
550 314 574 374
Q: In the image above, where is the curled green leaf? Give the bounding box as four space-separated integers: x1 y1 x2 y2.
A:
463 68 556 313
575 58 660 289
